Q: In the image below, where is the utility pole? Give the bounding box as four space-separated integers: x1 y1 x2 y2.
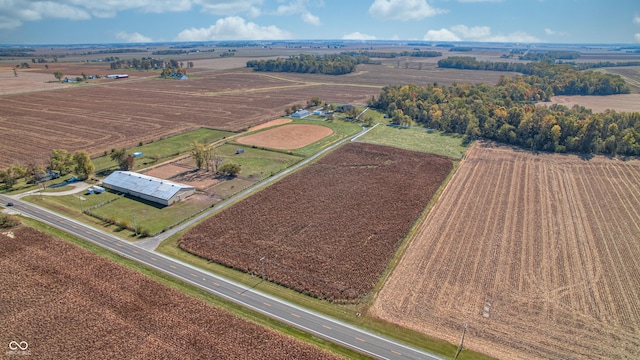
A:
454 323 467 360
260 257 265 281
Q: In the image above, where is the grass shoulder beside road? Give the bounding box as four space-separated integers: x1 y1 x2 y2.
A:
17 217 370 360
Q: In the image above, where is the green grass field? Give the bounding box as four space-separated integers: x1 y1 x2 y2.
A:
358 124 468 159
93 128 234 174
215 144 302 180
90 195 210 235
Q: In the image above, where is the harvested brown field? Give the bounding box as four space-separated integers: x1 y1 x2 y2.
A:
237 124 333 149
248 117 292 132
1 226 343 360
179 142 452 301
371 142 640 360
540 94 640 113
0 68 376 168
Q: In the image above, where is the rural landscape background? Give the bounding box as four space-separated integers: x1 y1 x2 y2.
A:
2 34 640 360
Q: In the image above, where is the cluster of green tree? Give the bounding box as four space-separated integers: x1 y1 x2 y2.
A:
570 61 640 70
190 142 240 176
152 49 193 55
246 53 373 75
31 58 52 63
437 57 629 95
160 67 188 78
368 82 640 156
83 49 145 55
284 97 323 115
0 48 36 57
449 47 473 52
342 50 441 58
520 51 580 62
110 57 165 70
16 63 30 68
0 149 94 189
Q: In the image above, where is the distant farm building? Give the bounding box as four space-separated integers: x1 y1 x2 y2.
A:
102 171 195 206
337 104 355 112
292 109 310 118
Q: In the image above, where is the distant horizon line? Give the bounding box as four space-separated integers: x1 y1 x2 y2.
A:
2 40 640 48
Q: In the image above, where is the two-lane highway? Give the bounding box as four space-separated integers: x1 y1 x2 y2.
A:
1 194 443 360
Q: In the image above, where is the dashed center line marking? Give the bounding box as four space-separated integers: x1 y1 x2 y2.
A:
170 265 176 269
116 243 123 247
151 257 157 261
263 302 271 307
391 350 402 355
212 282 220 287
291 313 300 318
191 273 198 277
133 250 139 254
322 325 332 330
355 337 365 342
100 237 106 240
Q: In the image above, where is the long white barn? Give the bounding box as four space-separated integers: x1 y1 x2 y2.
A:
102 171 195 206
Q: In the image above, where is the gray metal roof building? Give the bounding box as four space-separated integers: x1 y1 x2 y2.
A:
102 171 195 206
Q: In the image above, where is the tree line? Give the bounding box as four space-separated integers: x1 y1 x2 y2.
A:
437 56 629 96
342 50 442 58
110 58 194 71
0 149 95 189
368 81 640 156
246 53 374 75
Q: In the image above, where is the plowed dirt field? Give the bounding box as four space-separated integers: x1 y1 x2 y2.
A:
179 142 453 301
371 142 640 360
0 68 376 168
1 227 342 360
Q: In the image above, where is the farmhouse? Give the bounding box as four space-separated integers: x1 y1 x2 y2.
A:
102 171 195 206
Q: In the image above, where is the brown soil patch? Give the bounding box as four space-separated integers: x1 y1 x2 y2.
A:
236 124 333 150
0 68 376 169
371 142 640 360
144 163 220 190
0 66 69 94
179 143 452 301
247 118 292 132
1 227 342 360
540 94 640 113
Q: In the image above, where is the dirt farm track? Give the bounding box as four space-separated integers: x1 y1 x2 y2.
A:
371 142 640 360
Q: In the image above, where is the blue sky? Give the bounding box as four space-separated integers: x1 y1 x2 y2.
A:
1 0 639 45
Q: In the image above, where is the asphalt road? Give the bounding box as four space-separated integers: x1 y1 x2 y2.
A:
1 125 445 360
2 194 444 360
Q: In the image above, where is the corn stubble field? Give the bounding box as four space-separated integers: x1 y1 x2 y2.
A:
179 142 453 302
371 142 640 360
1 227 342 360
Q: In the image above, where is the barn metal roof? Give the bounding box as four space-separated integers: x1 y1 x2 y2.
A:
102 171 194 201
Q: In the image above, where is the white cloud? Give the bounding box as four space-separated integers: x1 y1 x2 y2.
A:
634 14 640 25
175 16 290 41
343 32 376 40
457 0 503 2
196 0 263 17
635 33 640 42
0 0 261 29
369 0 446 21
486 31 540 43
116 31 153 43
424 25 539 43
0 15 22 30
423 29 461 41
301 12 321 26
450 25 491 39
544 28 566 36
274 0 322 25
